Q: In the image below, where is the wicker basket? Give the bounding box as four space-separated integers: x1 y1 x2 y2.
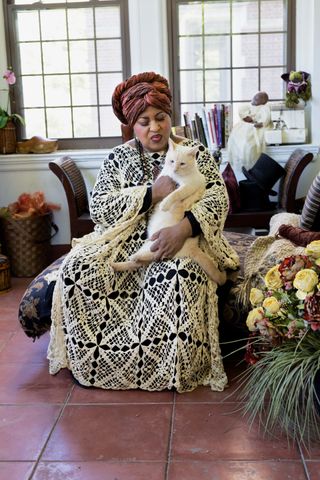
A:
0 121 17 154
0 254 11 294
2 212 58 277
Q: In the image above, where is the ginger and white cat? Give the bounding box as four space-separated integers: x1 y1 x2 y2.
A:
111 138 226 285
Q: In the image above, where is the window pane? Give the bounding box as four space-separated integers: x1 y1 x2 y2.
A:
97 39 122 71
232 68 259 101
261 67 285 98
43 42 69 74
16 11 40 41
205 70 231 102
40 10 67 40
47 107 72 138
205 36 230 69
174 0 291 127
70 40 96 73
98 73 123 105
178 4 202 35
73 107 99 137
6 0 128 143
68 8 94 39
232 34 259 67
204 1 230 34
180 70 203 103
261 33 285 66
232 0 259 33
180 37 203 69
22 76 44 107
71 74 97 105
261 0 286 31
95 6 120 38
19 43 42 74
45 75 71 106
100 106 121 136
24 109 46 138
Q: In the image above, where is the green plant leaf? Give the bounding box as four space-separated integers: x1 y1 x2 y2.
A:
0 116 8 128
11 113 25 126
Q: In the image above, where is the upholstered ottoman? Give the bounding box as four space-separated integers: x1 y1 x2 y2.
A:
18 231 256 341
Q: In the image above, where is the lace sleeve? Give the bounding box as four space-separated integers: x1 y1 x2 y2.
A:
191 146 229 232
90 149 147 228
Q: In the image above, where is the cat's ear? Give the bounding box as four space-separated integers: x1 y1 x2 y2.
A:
189 145 199 157
167 137 176 152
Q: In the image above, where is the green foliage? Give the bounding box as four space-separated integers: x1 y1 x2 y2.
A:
237 334 320 448
0 107 25 129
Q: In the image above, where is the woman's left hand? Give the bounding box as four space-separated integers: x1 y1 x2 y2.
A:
150 217 192 260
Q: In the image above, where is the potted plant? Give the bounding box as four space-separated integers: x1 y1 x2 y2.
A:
0 67 25 154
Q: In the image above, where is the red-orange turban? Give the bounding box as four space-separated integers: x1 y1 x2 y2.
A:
112 72 172 127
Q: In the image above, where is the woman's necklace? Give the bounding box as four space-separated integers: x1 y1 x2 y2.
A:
135 138 167 184
135 138 151 185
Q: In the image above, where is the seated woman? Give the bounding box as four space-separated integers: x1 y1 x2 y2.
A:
47 71 239 392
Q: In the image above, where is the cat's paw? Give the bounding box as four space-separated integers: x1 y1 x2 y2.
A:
159 198 171 211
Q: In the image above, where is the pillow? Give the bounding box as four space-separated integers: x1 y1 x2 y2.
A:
278 224 320 247
222 163 241 213
300 173 320 230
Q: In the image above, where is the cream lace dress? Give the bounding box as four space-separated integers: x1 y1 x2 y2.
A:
47 139 239 392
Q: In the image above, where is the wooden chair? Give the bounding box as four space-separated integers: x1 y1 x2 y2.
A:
224 149 314 231
49 157 94 242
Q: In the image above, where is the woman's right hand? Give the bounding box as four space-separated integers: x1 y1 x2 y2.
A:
151 176 176 205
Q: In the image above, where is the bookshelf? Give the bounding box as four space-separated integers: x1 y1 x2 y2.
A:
181 104 232 150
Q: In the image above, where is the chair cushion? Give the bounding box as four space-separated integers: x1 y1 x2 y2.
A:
222 163 241 213
18 255 66 339
300 173 320 230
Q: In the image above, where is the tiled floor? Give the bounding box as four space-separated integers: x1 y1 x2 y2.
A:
0 278 319 480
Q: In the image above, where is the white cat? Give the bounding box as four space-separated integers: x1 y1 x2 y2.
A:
111 138 226 285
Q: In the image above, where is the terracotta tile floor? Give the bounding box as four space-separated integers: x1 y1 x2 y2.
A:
0 277 319 480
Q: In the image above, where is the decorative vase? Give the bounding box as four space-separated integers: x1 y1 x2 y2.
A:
0 121 17 154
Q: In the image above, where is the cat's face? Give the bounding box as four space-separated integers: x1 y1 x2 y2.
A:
165 140 198 175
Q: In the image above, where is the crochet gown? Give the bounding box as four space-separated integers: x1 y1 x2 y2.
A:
47 139 239 392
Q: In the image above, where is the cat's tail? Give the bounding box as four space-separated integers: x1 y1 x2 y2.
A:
110 260 141 272
110 251 156 272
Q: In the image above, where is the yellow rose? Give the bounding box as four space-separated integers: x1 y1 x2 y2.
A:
246 307 264 331
262 296 280 314
305 240 320 259
296 289 309 300
293 268 318 293
264 266 282 290
249 288 264 305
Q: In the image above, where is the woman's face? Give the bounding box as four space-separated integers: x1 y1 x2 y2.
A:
133 106 172 152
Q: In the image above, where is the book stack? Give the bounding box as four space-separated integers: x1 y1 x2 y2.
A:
182 104 232 150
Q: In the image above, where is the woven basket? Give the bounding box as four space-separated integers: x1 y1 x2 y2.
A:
2 212 58 277
0 121 17 154
0 254 11 294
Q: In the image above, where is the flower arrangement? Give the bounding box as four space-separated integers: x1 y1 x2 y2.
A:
0 67 25 129
0 192 60 220
238 240 320 446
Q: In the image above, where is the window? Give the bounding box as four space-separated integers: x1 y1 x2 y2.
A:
167 0 295 126
4 0 130 149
